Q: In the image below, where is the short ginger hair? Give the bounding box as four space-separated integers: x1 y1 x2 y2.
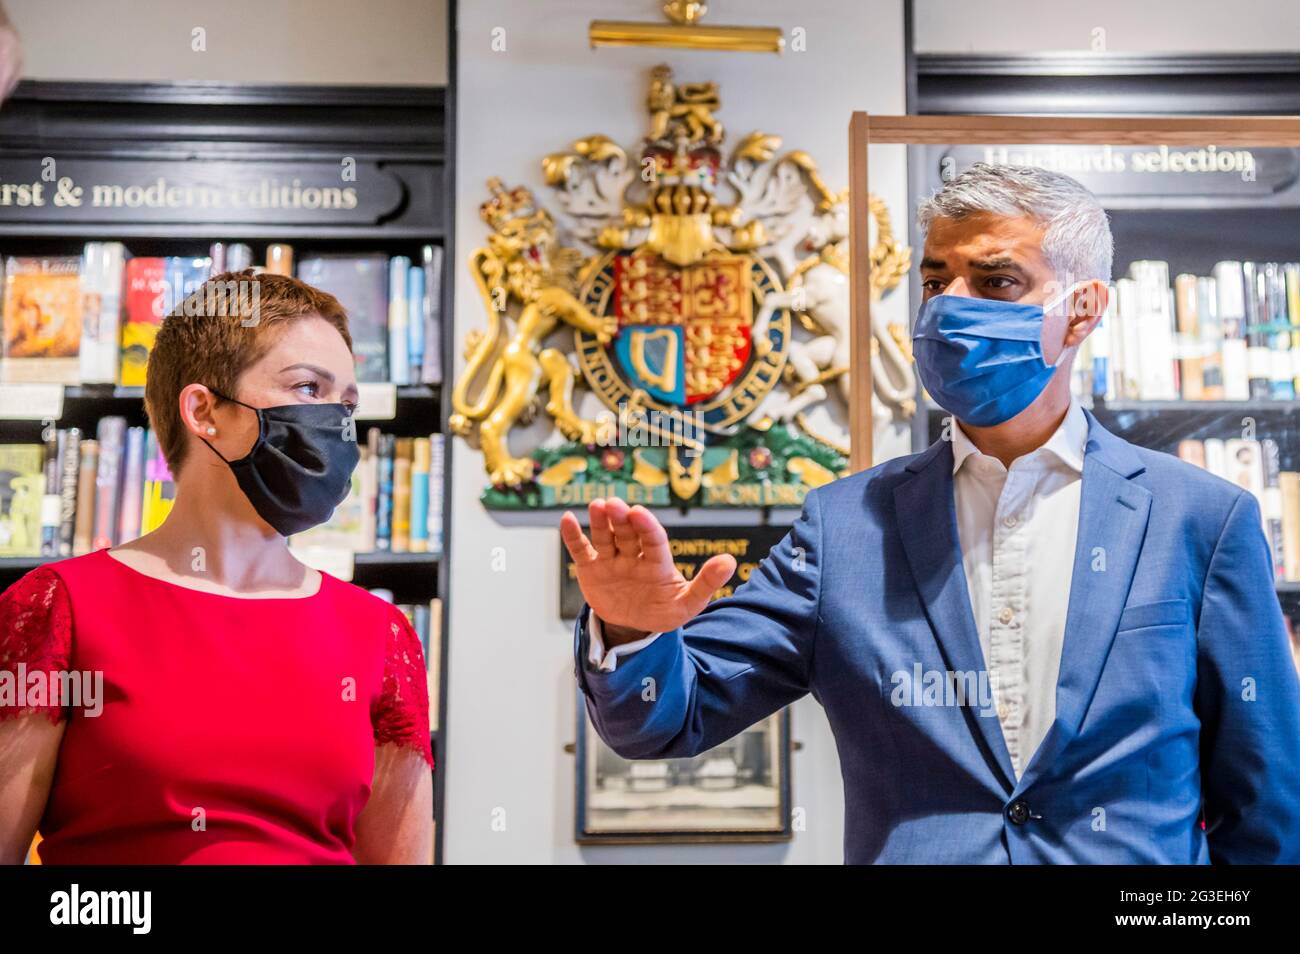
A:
144 269 353 473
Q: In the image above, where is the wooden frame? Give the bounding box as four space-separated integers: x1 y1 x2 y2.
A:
847 112 1300 473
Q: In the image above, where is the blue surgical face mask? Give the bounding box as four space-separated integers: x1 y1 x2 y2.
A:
911 286 1076 427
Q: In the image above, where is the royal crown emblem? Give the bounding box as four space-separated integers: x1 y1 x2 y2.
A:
452 66 913 509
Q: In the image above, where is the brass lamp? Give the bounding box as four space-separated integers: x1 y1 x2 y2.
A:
591 1 784 54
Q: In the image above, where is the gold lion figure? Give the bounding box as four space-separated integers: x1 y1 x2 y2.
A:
450 179 618 487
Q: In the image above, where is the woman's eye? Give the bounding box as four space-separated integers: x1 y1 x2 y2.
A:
294 381 321 398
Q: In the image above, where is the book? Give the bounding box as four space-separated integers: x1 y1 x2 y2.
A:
92 417 128 550
119 257 209 386
288 459 366 553
39 423 61 556
79 242 126 384
1173 273 1204 401
392 437 412 552
0 444 46 556
360 433 379 552
420 245 443 385
1261 439 1286 579
58 427 81 557
140 429 176 535
1282 471 1300 582
410 436 430 553
116 426 146 544
266 244 293 277
375 432 395 551
119 258 168 387
1 256 83 384
407 262 425 386
427 596 442 732
428 434 444 557
297 254 389 382
388 256 411 385
72 439 98 556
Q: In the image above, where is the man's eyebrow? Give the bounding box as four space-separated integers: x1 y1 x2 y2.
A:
970 257 1026 272
919 257 947 270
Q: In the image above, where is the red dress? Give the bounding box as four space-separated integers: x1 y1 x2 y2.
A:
0 549 433 864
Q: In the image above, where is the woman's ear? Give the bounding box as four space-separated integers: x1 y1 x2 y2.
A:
178 383 220 440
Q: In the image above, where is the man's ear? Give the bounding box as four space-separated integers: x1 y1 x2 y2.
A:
1065 279 1109 348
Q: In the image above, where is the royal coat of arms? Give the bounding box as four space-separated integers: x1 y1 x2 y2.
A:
451 66 914 509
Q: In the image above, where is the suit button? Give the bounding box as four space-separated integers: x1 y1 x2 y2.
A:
1007 801 1030 825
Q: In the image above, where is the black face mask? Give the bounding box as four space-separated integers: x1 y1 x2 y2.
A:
200 389 360 537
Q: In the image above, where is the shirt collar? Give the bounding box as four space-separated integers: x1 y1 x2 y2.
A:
951 397 1088 475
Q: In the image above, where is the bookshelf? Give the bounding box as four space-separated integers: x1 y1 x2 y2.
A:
904 51 1300 631
0 79 455 862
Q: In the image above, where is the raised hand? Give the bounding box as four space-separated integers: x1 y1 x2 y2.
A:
560 496 737 646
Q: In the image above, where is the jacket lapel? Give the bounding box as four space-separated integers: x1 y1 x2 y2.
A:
894 439 1018 791
1015 409 1151 792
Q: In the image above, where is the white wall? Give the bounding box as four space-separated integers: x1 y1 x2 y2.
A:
448 0 907 864
914 0 1300 53
4 0 446 85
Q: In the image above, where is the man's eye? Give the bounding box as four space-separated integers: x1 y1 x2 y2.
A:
985 276 1016 289
921 278 945 291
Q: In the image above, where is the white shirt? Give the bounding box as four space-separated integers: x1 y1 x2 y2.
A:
950 398 1088 779
587 399 1090 780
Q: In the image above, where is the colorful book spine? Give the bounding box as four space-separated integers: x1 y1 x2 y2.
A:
361 429 379 552
1213 261 1251 401
1261 438 1286 580
420 245 443 385
407 263 424 387
1242 262 1272 401
39 423 61 555
388 256 411 385
79 241 126 384
141 428 177 534
376 432 395 551
1264 263 1294 400
116 426 146 544
410 436 430 553
1173 273 1204 401
265 244 294 277
120 258 168 387
92 416 127 549
392 437 412 553
57 427 81 557
428 433 444 557
72 439 98 556
1196 275 1224 400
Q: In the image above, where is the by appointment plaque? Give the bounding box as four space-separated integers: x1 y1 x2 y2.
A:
559 523 789 620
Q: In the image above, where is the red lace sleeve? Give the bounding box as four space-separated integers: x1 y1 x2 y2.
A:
372 605 433 769
0 566 73 725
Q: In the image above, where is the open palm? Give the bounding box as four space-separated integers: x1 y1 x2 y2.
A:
560 497 736 640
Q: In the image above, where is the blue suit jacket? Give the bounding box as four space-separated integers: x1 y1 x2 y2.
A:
575 410 1300 863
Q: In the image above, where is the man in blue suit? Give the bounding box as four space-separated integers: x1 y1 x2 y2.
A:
560 162 1300 863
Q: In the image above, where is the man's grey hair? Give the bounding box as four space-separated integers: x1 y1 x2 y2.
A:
916 163 1113 283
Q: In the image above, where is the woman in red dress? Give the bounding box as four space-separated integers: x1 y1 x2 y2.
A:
0 271 433 863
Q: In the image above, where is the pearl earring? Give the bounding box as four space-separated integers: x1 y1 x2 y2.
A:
206 426 217 436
